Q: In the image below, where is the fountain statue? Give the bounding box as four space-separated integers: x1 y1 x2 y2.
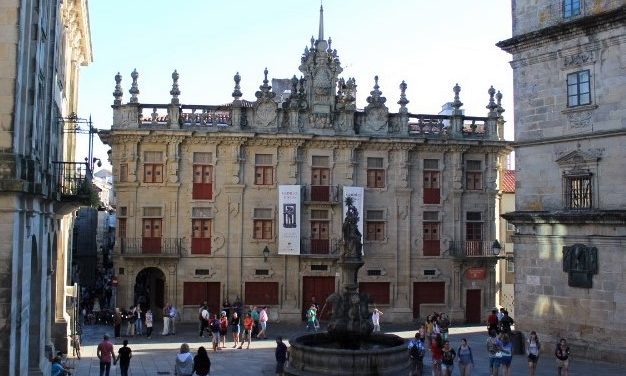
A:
285 198 410 375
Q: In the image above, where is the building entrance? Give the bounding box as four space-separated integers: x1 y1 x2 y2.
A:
134 267 166 315
302 276 335 320
465 289 482 323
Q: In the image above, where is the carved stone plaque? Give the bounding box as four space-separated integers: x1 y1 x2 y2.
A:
562 243 598 288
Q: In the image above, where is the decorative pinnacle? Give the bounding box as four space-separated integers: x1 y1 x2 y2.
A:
496 90 505 117
129 69 139 104
291 75 299 94
112 72 123 105
398 80 409 112
232 72 242 99
487 85 498 112
170 70 180 105
318 4 324 41
452 83 463 110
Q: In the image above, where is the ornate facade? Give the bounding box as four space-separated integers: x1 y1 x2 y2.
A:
100 7 511 325
499 0 626 363
0 1 92 375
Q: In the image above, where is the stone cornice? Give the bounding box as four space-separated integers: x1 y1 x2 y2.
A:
512 129 626 148
497 6 626 54
501 210 626 225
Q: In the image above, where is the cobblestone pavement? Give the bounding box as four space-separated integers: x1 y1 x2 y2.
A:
65 321 624 376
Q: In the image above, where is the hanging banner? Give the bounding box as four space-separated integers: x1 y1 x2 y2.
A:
278 185 301 255
343 186 364 254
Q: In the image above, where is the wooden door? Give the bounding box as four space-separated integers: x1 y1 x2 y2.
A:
311 168 330 201
413 282 445 318
465 289 482 324
142 219 162 253
311 221 329 254
303 276 335 320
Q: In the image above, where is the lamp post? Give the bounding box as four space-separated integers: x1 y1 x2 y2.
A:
263 246 270 262
492 239 502 257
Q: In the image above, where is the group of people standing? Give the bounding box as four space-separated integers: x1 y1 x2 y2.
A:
197 302 269 351
112 302 178 339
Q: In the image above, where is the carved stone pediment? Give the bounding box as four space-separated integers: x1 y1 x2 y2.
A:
555 149 602 167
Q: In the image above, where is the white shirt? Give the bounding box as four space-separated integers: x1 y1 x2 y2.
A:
372 310 380 325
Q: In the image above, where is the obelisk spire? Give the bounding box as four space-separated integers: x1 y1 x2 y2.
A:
318 3 324 41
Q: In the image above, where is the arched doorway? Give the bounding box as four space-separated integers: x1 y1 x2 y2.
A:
134 267 166 316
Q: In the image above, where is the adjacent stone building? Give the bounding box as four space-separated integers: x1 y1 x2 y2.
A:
100 7 511 325
498 1 626 363
0 1 92 375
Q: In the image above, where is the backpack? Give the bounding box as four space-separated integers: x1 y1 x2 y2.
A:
409 341 424 359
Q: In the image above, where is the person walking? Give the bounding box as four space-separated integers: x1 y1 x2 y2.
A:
133 304 143 335
499 310 514 335
487 309 499 334
96 334 116 376
430 335 443 376
306 304 317 332
555 338 570 376
240 312 254 349
230 311 241 348
372 308 383 332
457 338 474 376
251 306 260 337
162 304 171 336
486 329 502 376
169 304 179 335
219 311 229 348
408 332 425 376
117 339 132 376
174 343 194 376
275 336 288 376
126 306 136 337
441 340 456 376
499 333 513 376
526 331 541 376
438 313 450 342
145 309 154 338
113 308 122 338
257 306 268 339
199 302 209 337
193 346 211 376
209 314 221 352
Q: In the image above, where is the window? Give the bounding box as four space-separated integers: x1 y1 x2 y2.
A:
466 160 483 190
119 163 128 182
567 70 591 107
143 151 163 183
365 210 385 241
310 210 329 254
366 157 385 188
564 174 592 209
506 260 515 273
563 0 581 18
193 152 213 199
192 218 212 254
311 155 331 201
359 282 390 304
465 212 483 256
118 206 127 240
253 208 273 239
423 159 440 204
423 211 440 256
255 154 274 185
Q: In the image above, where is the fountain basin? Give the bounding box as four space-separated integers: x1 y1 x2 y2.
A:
285 332 410 376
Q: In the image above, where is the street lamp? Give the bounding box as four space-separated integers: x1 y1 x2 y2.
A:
263 246 270 262
492 240 502 256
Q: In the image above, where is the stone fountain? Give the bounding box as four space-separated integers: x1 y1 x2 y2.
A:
285 198 410 376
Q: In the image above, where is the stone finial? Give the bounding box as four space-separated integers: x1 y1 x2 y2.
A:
298 77 305 96
232 72 242 99
496 90 505 118
112 72 123 105
255 68 275 100
366 75 386 106
318 4 324 41
344 77 356 103
328 37 332 52
310 36 315 49
129 69 139 104
337 77 345 98
170 70 181 105
486 86 498 113
452 83 463 111
398 80 409 113
291 75 299 95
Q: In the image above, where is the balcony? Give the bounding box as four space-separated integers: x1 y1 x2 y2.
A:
300 238 340 258
51 161 95 214
303 185 341 204
448 240 500 258
119 238 183 258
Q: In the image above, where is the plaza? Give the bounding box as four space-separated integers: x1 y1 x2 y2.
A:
69 322 624 376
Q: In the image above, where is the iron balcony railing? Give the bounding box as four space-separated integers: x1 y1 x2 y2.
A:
448 240 498 258
119 238 183 257
51 161 92 199
300 238 340 257
302 185 341 204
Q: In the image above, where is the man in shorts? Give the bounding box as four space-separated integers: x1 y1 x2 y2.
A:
555 338 570 376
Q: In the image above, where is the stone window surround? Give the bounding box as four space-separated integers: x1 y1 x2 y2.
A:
365 208 387 243
251 207 275 242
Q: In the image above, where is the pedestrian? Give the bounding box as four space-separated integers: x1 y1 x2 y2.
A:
499 333 513 376
408 332 425 376
438 313 450 342
275 336 288 376
199 302 209 337
162 304 171 336
417 323 426 344
113 308 122 338
145 309 153 338
209 314 221 352
174 343 194 376
371 307 383 332
425 315 434 347
457 338 474 376
487 309 499 334
430 335 443 376
251 306 260 337
257 306 269 339
50 354 72 376
241 312 254 349
499 310 514 334
231 311 241 348
219 311 229 348
306 304 317 332
441 340 456 376
96 334 116 376
555 338 570 376
526 331 541 376
134 304 143 335
169 304 179 335
117 339 132 376
126 306 136 336
193 346 211 376
486 329 502 376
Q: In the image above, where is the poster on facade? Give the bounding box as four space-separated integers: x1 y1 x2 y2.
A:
278 185 301 255
342 186 364 255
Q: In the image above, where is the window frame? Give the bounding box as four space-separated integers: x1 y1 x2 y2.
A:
192 164 214 199
365 209 385 242
191 218 213 254
253 208 274 240
563 0 581 18
366 157 385 189
143 163 164 183
119 163 128 182
563 173 592 210
254 154 274 186
465 160 483 191
566 70 591 108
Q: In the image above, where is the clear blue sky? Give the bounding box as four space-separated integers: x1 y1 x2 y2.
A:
78 0 514 168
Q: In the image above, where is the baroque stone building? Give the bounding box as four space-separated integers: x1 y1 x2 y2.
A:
498 1 626 363
0 1 92 375
100 7 511 325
